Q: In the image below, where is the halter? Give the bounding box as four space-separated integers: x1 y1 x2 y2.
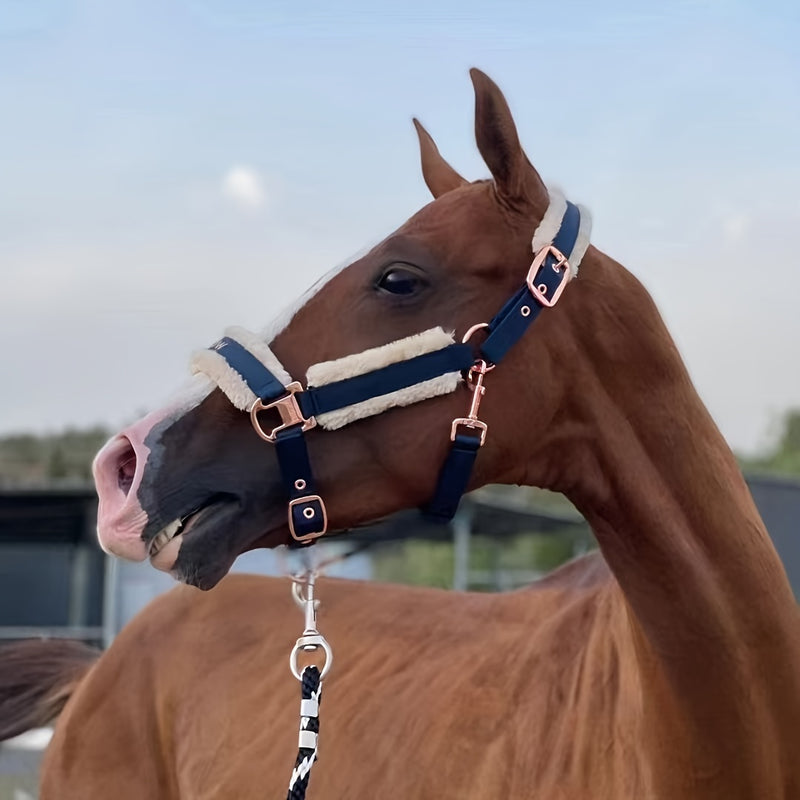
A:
192 192 590 543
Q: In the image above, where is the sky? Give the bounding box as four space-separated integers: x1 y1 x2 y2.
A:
1 0 798 455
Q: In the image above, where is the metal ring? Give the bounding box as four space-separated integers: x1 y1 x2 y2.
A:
521 305 531 317
290 635 333 680
461 323 496 372
295 479 307 491
303 507 316 519
461 321 490 344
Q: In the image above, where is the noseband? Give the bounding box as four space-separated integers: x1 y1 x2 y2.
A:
193 193 590 543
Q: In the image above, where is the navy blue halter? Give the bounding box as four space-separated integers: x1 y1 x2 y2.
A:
424 202 581 521
207 200 583 542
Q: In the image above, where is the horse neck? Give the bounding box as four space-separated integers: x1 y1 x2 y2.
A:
514 247 800 792
543 250 795 625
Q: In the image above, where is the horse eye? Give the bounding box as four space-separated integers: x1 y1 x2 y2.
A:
375 267 426 297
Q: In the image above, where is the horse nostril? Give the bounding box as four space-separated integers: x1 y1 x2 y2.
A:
116 439 137 496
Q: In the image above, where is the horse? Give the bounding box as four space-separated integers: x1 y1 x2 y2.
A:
2 69 799 799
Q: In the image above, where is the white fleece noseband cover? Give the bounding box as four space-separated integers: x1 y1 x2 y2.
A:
191 326 462 430
306 328 460 429
191 326 293 412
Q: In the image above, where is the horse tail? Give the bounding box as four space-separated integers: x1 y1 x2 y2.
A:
0 639 100 741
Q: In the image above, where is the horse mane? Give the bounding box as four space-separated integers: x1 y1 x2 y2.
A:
0 639 100 741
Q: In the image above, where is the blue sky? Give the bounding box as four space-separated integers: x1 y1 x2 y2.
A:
1 0 798 453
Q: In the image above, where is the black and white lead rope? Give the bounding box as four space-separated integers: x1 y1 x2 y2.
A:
285 569 332 800
282 545 374 798
286 665 322 800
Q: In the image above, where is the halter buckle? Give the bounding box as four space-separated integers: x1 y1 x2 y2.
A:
526 245 571 308
450 418 488 446
250 382 316 443
288 495 328 543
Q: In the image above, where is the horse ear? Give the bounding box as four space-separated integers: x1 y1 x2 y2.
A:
470 68 548 210
413 118 468 198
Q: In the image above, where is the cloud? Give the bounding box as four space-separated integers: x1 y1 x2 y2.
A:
221 165 266 210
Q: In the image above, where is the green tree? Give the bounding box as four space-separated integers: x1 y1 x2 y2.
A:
0 426 110 484
47 445 70 479
742 410 800 476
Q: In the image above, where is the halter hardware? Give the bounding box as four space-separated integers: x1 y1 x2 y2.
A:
450 360 490 447
289 573 332 680
526 244 571 308
250 382 317 443
288 495 328 543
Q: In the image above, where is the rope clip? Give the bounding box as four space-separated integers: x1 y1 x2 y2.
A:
450 359 491 446
289 572 333 681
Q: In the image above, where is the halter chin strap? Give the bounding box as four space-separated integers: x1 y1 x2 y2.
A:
192 193 590 542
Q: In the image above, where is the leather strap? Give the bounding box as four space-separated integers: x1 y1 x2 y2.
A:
275 427 327 541
423 201 583 524
422 433 482 523
211 340 326 543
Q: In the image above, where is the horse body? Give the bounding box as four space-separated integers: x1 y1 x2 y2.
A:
42 554 655 799
2 69 798 797
38 245 800 799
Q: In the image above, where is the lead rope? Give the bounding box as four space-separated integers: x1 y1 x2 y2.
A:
286 664 322 800
286 572 332 800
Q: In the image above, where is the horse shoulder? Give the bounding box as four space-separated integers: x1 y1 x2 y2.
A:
40 575 291 799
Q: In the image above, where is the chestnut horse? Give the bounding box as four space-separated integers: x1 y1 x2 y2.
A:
3 70 800 799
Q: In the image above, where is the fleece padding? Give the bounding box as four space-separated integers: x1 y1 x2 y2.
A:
305 328 462 430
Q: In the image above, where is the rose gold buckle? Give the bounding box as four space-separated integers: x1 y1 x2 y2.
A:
525 245 571 308
288 495 328 543
449 359 490 447
250 382 316 443
450 418 488 446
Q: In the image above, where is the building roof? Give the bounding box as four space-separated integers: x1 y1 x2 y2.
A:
0 484 97 544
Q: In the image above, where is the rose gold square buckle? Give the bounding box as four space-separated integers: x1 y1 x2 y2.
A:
525 245 572 308
450 418 488 446
288 495 328 543
250 382 316 443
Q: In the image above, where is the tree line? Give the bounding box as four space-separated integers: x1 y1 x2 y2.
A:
0 426 110 484
2 410 800 485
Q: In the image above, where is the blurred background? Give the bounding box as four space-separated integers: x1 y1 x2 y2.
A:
1 0 798 795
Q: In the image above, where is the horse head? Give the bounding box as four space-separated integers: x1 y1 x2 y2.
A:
93 70 592 589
